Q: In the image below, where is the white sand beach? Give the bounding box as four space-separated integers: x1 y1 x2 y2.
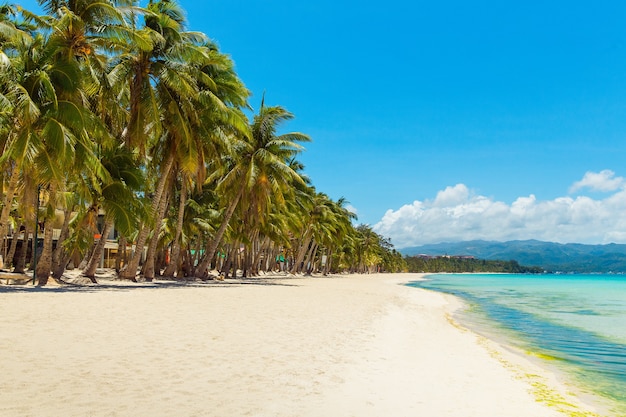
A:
0 272 604 416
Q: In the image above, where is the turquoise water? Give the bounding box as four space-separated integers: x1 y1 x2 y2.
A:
409 274 626 415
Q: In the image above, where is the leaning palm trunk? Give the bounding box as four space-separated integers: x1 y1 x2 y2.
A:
142 184 171 281
323 246 334 275
303 242 318 275
245 229 261 276
0 167 20 254
267 240 281 272
51 207 73 279
13 176 36 274
36 185 59 286
52 248 72 280
6 230 19 269
268 243 280 272
196 186 244 278
119 154 174 280
252 235 271 275
291 232 313 274
35 221 55 285
222 244 239 278
78 244 93 269
181 245 194 278
115 236 127 272
162 184 187 278
13 222 31 274
241 246 250 278
82 218 114 282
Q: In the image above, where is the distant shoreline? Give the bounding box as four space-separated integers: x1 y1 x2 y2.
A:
401 239 626 274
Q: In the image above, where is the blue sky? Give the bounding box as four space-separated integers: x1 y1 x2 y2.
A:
15 1 626 246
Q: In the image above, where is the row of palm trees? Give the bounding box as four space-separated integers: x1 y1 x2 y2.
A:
0 0 406 285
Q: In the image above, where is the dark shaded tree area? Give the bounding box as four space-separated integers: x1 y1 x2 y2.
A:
405 256 543 274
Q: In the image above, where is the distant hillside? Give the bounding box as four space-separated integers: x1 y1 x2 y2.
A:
400 240 626 273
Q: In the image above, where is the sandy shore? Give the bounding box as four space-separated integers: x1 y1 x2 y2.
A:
0 272 605 416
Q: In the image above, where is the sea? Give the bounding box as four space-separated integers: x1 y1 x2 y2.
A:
409 273 626 416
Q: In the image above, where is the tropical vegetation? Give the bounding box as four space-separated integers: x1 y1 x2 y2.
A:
0 0 405 285
404 256 543 274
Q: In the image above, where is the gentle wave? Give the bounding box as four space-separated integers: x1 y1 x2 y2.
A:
409 274 626 413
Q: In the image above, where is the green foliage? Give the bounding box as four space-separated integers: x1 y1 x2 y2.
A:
329 223 407 274
1 0 405 279
404 256 543 274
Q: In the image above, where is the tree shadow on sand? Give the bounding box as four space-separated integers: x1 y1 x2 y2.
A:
0 272 301 294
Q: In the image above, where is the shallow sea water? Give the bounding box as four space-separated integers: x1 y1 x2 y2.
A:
409 274 626 415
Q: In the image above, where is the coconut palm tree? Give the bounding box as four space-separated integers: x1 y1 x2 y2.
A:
2 1 393 282
195 102 310 278
81 148 145 280
0 19 93 283
322 197 357 273
0 1 137 283
108 0 195 280
107 0 248 281
0 5 35 258
140 44 250 281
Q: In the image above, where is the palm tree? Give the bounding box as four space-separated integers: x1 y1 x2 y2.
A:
0 5 35 259
81 148 145 280
315 196 356 275
195 101 310 278
108 0 194 280
1 1 137 284
108 0 249 281
141 44 250 281
0 16 92 283
2 1 392 282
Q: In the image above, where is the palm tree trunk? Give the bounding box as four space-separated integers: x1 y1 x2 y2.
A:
15 180 36 274
6 229 19 269
82 218 114 281
269 243 280 272
324 246 334 275
304 242 318 275
223 244 239 279
143 184 170 281
181 245 193 278
119 153 174 280
115 236 126 272
252 235 270 275
247 229 261 276
241 245 249 278
36 185 58 285
0 167 20 254
291 232 312 274
163 183 187 278
52 207 73 279
260 239 273 273
196 185 244 278
14 223 31 274
78 244 93 270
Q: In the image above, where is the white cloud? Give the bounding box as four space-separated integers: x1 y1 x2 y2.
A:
433 184 470 207
374 173 626 248
569 170 624 193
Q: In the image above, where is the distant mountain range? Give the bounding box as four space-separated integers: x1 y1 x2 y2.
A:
400 240 626 273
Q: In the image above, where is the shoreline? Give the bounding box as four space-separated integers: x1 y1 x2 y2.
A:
0 272 608 416
349 274 607 417
414 272 621 416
